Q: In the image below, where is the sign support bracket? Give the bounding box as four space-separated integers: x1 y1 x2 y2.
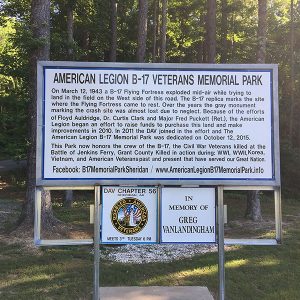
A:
94 186 101 300
218 186 225 300
275 187 282 243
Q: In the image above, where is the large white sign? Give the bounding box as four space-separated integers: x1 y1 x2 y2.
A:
37 62 280 185
101 186 158 244
160 188 216 243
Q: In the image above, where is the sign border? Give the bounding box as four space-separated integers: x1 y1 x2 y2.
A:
36 61 280 186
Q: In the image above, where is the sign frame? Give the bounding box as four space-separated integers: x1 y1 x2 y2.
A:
35 61 282 300
36 61 280 187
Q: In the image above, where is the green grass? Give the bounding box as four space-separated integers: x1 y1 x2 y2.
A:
0 198 22 232
0 192 300 299
0 244 94 299
53 201 92 225
98 214 300 299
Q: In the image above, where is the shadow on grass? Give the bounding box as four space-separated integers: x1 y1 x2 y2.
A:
0 245 93 299
100 214 300 300
0 193 300 299
1 227 300 300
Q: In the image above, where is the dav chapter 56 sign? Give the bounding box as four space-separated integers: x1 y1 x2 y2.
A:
160 188 216 243
101 186 158 244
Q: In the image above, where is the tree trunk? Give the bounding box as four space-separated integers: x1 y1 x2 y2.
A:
206 0 216 63
62 0 75 205
137 0 148 62
160 0 167 62
257 0 267 63
64 190 73 209
79 28 91 61
109 0 118 62
245 0 268 222
41 188 59 227
220 0 228 63
152 0 158 62
289 0 295 147
66 3 74 59
245 191 262 222
63 0 74 206
230 12 235 59
19 0 57 227
197 12 206 63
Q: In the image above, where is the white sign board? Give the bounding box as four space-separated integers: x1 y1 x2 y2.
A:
101 186 158 244
161 188 216 243
37 62 280 186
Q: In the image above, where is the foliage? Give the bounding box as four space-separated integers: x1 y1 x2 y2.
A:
280 142 300 196
0 0 299 168
0 16 28 159
165 0 205 62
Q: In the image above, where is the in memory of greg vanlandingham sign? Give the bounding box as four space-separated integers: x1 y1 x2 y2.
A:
160 187 216 243
36 62 280 186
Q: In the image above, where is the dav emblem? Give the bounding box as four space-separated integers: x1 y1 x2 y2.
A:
111 198 148 235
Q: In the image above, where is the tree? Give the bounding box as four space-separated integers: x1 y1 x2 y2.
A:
64 190 73 208
66 0 76 59
220 0 228 63
289 0 296 146
20 0 57 227
137 0 148 62
245 0 267 222
166 0 206 63
0 17 27 160
109 0 118 61
206 0 216 63
161 0 167 62
64 0 77 208
257 0 267 63
152 0 159 62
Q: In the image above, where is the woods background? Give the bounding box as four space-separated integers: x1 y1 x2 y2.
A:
0 0 300 223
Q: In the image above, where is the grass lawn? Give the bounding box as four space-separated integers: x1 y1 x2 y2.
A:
0 186 299 299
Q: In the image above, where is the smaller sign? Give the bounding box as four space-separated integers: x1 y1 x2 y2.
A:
101 186 158 244
161 188 216 243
